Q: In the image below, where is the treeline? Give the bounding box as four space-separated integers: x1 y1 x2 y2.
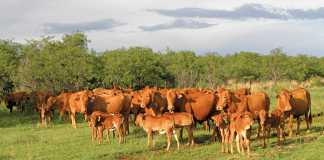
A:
1 32 324 94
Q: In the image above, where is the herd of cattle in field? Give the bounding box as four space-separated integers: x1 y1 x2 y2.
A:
1 86 312 155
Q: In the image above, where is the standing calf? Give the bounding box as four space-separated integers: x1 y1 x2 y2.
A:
264 109 285 145
163 112 195 146
211 113 230 153
90 111 125 144
135 113 179 151
229 112 254 155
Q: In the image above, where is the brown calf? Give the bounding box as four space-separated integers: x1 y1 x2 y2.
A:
229 112 254 155
211 113 230 153
163 112 195 146
90 111 125 144
264 109 285 145
135 113 179 151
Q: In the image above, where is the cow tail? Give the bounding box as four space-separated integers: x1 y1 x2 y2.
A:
308 92 312 125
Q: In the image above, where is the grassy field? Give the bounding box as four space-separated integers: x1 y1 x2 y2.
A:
1 86 324 160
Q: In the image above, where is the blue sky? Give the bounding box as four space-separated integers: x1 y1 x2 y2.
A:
1 0 324 55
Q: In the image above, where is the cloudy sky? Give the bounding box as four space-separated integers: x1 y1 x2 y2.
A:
1 0 324 55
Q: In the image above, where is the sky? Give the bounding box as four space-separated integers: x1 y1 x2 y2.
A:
1 0 324 56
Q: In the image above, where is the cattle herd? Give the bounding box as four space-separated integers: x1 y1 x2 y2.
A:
2 86 312 156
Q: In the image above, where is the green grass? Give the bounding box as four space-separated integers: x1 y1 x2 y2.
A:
1 86 324 160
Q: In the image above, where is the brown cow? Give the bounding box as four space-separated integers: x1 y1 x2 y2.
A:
276 88 311 136
92 112 125 144
217 88 269 147
140 88 167 116
211 113 230 153
68 90 94 128
229 112 254 155
29 91 53 127
166 89 217 122
45 92 72 121
264 109 285 145
87 93 131 134
4 91 28 112
135 113 179 151
129 90 144 122
163 112 195 146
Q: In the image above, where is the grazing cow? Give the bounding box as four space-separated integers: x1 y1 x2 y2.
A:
140 88 167 116
87 93 131 134
276 88 312 136
91 111 125 144
46 92 72 121
4 91 28 112
264 109 285 145
163 112 195 146
135 113 179 151
211 113 230 153
228 112 254 155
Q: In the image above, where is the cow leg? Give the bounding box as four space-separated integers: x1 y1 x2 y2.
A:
229 130 235 154
187 126 195 146
203 120 210 131
123 114 130 135
305 113 310 131
276 127 281 145
211 126 217 142
117 127 122 144
98 127 103 144
147 130 153 148
220 129 225 153
84 113 88 121
106 129 110 144
296 117 301 135
240 136 245 155
70 112 77 128
288 114 294 137
92 127 97 142
179 127 184 142
173 130 180 150
166 129 172 151
242 132 250 156
235 134 241 153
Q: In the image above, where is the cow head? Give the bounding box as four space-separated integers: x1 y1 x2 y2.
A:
135 113 144 127
276 89 293 112
212 113 229 127
216 89 232 111
140 89 154 108
166 90 177 112
240 112 255 130
258 110 268 132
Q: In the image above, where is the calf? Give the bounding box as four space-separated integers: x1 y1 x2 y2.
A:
229 112 254 155
211 113 230 153
90 111 125 144
135 113 179 151
264 109 285 145
163 112 195 146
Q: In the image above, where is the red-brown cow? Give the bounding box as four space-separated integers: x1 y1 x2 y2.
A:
276 88 311 136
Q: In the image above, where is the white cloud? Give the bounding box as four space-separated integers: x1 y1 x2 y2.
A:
1 0 324 55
